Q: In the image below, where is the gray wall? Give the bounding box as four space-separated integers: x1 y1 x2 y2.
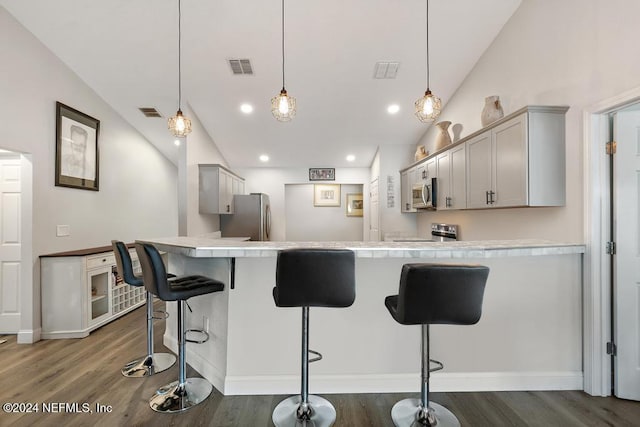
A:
285 184 363 241
0 8 178 339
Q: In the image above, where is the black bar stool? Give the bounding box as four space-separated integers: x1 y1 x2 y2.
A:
112 240 176 377
271 249 356 427
385 263 489 427
135 242 225 413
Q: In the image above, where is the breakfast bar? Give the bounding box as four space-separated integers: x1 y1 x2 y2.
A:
139 237 585 396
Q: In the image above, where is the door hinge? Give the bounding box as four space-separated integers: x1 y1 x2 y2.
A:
606 241 616 255
607 341 617 356
606 141 617 155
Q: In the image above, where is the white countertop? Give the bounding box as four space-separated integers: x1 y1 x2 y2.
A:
138 236 585 259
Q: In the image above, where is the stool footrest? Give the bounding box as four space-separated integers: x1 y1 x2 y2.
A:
429 358 443 373
309 349 322 363
152 310 169 320
185 328 209 344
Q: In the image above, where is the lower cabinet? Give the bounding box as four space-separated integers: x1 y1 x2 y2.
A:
41 247 146 339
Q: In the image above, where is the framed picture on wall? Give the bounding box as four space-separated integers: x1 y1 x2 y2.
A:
346 193 363 217
309 168 335 181
314 184 341 207
55 102 100 191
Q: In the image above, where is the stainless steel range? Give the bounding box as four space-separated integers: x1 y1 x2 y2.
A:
390 223 459 242
430 223 458 242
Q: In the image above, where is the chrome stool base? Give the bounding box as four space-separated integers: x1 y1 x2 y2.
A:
121 353 176 378
272 395 336 427
149 378 213 413
391 399 460 427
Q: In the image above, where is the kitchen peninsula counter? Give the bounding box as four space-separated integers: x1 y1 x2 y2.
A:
141 236 584 258
138 237 585 396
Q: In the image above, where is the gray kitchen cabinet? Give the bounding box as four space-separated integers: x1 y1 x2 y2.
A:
400 167 417 213
437 143 466 210
466 106 568 208
199 164 245 214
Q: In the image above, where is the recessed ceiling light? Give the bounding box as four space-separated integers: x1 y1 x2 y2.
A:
174 139 181 146
387 104 400 114
346 154 355 162
259 154 269 162
240 104 254 114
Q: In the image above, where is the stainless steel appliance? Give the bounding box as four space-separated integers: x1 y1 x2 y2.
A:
391 223 458 242
220 193 271 241
430 223 458 241
412 178 437 210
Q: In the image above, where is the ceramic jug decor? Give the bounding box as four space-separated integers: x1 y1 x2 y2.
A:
415 145 428 161
481 96 504 127
434 121 452 151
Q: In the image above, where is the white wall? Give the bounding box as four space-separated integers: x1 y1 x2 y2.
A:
372 145 418 238
0 8 178 341
236 168 370 241
178 106 229 237
414 0 640 241
285 184 363 241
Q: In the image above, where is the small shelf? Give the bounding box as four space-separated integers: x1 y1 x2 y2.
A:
91 294 107 303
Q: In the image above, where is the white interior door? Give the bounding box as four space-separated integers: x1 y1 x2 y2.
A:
614 109 640 400
0 155 22 333
369 178 379 241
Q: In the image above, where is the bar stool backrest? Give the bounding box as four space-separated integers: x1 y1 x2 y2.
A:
396 263 489 325
112 240 142 287
135 242 170 301
274 248 356 308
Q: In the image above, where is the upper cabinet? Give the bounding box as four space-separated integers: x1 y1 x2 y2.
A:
400 167 417 213
199 164 245 214
466 106 568 208
400 105 568 212
437 143 466 210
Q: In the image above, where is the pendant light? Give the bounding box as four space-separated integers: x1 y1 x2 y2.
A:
271 0 296 122
414 0 441 123
168 0 192 137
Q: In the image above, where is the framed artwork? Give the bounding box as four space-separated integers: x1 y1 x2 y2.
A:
309 168 335 181
314 184 341 207
346 193 364 217
55 102 100 191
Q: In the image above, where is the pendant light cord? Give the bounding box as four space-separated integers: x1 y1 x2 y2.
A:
178 0 183 109
281 0 286 90
425 0 430 90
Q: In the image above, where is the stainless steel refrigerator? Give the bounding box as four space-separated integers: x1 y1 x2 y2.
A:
220 193 271 241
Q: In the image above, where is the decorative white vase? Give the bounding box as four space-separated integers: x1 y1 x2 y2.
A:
434 121 452 151
481 96 504 127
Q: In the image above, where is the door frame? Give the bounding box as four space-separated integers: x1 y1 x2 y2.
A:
584 86 640 396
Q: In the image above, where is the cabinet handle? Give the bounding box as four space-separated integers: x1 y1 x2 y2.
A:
485 191 490 205
446 197 451 208
406 203 410 210
422 170 427 179
226 205 230 213
489 191 495 204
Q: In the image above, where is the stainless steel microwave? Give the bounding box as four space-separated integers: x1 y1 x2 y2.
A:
412 178 437 210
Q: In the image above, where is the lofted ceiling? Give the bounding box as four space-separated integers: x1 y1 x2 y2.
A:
1 0 521 168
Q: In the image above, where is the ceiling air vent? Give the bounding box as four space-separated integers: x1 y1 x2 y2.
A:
373 62 400 79
138 107 162 118
229 59 253 75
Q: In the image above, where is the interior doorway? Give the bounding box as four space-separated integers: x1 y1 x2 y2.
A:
611 105 640 400
0 149 23 333
585 88 640 400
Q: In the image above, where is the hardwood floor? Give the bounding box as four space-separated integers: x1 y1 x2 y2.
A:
1 303 639 427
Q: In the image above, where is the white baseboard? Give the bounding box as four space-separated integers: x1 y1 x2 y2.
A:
223 371 583 396
17 327 41 343
162 333 582 396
